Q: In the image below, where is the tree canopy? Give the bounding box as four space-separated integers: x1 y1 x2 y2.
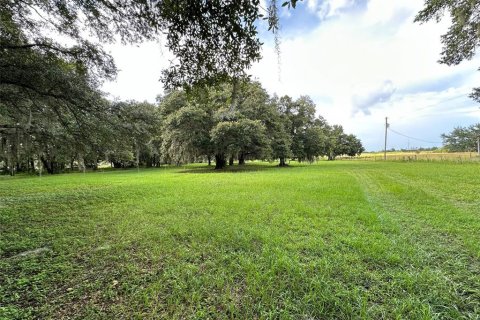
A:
441 123 480 152
415 0 480 102
1 0 292 91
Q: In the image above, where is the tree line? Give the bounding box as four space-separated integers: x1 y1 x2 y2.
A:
441 124 480 153
0 80 364 174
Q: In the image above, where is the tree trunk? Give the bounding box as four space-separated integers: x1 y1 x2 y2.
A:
78 154 86 173
112 161 122 168
229 154 234 166
328 151 335 161
279 157 287 167
238 153 245 165
207 155 212 166
7 137 15 176
135 145 140 170
40 156 55 174
215 153 226 169
13 130 19 175
29 159 35 173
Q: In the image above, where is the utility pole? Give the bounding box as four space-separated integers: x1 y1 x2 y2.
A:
384 117 388 160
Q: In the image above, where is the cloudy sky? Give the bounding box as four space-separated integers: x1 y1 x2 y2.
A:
102 0 480 151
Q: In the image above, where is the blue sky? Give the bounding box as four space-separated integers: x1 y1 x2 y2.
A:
103 0 480 151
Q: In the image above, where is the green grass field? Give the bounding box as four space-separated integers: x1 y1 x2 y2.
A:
1 162 479 319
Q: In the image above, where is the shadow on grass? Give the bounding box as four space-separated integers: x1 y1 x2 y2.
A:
177 162 302 174
0 163 307 178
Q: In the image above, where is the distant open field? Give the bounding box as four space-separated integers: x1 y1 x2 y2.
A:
343 151 480 162
1 161 479 319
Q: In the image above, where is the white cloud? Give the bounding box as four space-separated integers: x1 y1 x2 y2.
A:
102 40 172 102
327 0 355 16
306 0 358 19
249 0 480 150
362 0 415 26
307 0 318 12
352 80 396 115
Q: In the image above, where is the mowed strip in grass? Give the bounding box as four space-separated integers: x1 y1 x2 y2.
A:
0 162 479 319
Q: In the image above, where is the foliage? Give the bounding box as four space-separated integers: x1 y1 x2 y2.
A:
159 81 274 168
441 123 480 152
156 81 364 169
324 125 364 160
211 118 269 161
1 0 297 91
159 0 262 88
108 101 162 168
161 103 214 165
415 1 480 102
0 98 161 174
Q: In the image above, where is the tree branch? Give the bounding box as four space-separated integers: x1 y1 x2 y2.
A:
0 42 80 56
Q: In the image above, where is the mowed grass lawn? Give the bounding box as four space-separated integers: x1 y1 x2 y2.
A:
1 161 479 319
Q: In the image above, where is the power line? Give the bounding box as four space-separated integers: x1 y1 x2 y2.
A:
388 127 443 144
415 93 469 112
384 117 388 160
383 94 476 147
397 93 473 121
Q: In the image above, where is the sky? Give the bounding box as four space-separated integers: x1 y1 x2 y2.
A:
102 0 480 151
